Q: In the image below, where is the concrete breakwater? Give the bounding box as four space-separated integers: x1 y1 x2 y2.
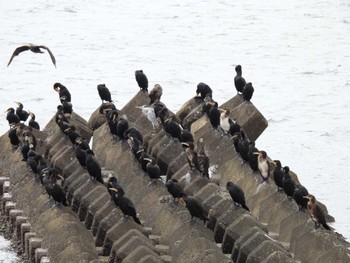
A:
0 91 349 263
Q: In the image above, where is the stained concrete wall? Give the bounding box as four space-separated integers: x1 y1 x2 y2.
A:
0 91 349 263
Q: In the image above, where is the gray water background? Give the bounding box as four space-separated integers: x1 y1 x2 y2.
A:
0 0 349 259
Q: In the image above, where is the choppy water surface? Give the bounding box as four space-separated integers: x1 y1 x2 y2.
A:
0 1 349 254
0 235 18 263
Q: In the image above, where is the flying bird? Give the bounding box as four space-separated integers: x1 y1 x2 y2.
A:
7 44 56 67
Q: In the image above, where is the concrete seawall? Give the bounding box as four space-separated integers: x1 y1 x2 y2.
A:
0 92 349 263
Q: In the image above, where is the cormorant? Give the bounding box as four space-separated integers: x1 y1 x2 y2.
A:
23 129 37 150
135 70 148 92
282 166 295 199
272 160 284 192
242 82 254 102
106 176 125 201
303 194 331 230
64 126 81 145
226 181 249 211
162 115 182 141
179 129 194 143
28 111 40 130
247 141 259 171
220 109 234 134
208 102 221 129
8 127 20 148
97 84 113 103
43 168 67 207
116 117 129 140
234 65 246 94
74 137 89 167
61 96 73 115
179 192 209 224
106 110 119 136
135 105 159 129
165 179 184 204
181 142 198 171
144 157 162 185
5 108 20 126
149 84 163 105
15 102 29 122
138 147 152 172
85 149 104 184
197 138 209 178
254 150 270 181
112 190 142 225
123 127 143 144
196 82 212 100
56 114 70 133
237 129 250 161
7 44 56 67
53 83 71 103
229 121 241 137
294 184 309 212
99 102 117 115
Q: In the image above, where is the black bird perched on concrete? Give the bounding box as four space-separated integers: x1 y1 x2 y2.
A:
36 155 48 182
61 96 73 116
106 110 119 136
237 129 250 161
55 105 68 124
138 147 152 172
197 138 209 178
28 111 40 130
181 142 198 171
123 127 143 144
5 108 20 126
64 126 81 145
15 102 29 122
42 168 67 207
8 127 20 148
162 115 183 141
85 149 104 184
53 83 71 104
226 181 249 211
179 192 209 224
106 176 125 201
303 194 331 230
97 84 113 103
180 129 194 143
247 141 259 171
74 137 89 168
254 150 270 182
208 101 221 129
116 117 129 140
294 184 309 212
234 65 246 94
99 102 116 115
165 179 184 204
56 114 70 133
112 190 142 225
144 157 163 185
135 70 148 92
242 82 254 102
149 84 163 105
7 44 56 67
282 166 295 199
272 160 284 192
196 82 212 100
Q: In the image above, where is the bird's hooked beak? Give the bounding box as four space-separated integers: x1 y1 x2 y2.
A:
57 174 65 180
219 108 226 113
253 152 261 156
14 101 20 106
135 106 143 109
179 197 186 206
181 142 190 147
54 87 60 92
230 135 238 140
4 109 10 113
136 148 144 154
28 111 33 117
303 195 310 200
109 188 119 193
143 157 153 163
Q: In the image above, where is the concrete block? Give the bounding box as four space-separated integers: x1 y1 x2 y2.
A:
176 97 202 124
245 240 290 263
144 129 166 154
95 208 122 247
201 193 223 212
9 209 24 231
207 199 232 231
71 179 102 213
51 146 76 175
236 231 274 263
138 254 164 263
20 222 31 248
103 220 145 256
35 248 48 263
194 183 220 203
229 101 268 141
278 210 308 245
120 91 150 122
4 200 15 216
65 172 90 206
261 251 297 263
222 214 268 254
24 232 36 259
109 229 148 262
171 236 232 263
40 256 50 263
315 246 350 263
219 94 245 111
166 151 188 178
232 226 264 262
184 176 210 196
214 206 248 244
2 181 11 194
91 202 116 236
84 192 110 230
121 245 161 263
0 176 10 196
182 103 205 131
88 106 108 131
77 185 107 221
114 235 156 263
